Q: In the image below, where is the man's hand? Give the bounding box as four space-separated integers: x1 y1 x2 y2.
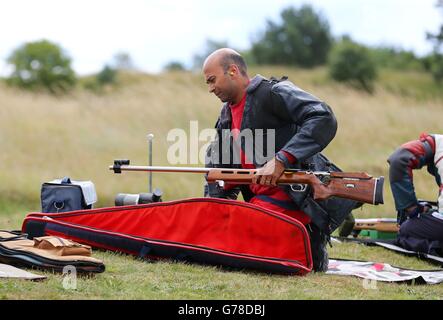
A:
252 157 286 186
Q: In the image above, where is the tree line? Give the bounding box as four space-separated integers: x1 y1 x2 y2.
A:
4 3 443 94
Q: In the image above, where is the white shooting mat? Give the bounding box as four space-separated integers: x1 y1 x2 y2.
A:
0 263 46 280
327 259 443 284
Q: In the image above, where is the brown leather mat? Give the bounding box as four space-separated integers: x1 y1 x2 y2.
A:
0 231 105 272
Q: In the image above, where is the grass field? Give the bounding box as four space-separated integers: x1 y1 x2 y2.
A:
1 67 443 300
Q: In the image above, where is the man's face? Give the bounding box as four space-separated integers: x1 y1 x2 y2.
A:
203 60 235 103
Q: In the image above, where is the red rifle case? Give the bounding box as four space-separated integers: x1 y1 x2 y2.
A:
22 198 312 274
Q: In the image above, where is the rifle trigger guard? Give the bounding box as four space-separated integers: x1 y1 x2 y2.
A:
290 184 307 192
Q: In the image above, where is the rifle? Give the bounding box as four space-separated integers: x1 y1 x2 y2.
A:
353 218 399 233
110 160 384 205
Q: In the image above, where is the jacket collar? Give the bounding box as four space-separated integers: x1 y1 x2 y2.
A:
246 74 267 94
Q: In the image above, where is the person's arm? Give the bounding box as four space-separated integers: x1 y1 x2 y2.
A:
388 147 419 212
271 82 338 163
253 82 337 186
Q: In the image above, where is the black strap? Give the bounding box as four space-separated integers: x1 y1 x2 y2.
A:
269 76 288 83
0 230 28 242
139 245 152 258
421 139 434 162
254 195 299 211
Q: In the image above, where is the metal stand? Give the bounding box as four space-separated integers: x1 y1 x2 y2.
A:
147 133 154 193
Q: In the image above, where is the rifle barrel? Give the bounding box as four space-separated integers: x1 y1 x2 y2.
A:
109 165 212 173
110 165 312 175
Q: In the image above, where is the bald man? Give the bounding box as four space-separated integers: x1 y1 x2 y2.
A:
201 49 360 272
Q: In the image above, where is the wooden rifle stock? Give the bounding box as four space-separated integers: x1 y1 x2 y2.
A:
353 218 399 233
110 160 384 205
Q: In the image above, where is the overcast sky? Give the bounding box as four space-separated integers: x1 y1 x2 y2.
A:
0 0 441 76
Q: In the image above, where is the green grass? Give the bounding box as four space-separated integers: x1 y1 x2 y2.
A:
2 205 443 300
1 67 443 299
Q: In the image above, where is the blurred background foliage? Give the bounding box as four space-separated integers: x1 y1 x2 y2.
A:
4 4 443 95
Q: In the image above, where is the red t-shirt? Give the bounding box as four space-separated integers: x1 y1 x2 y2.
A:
228 93 311 225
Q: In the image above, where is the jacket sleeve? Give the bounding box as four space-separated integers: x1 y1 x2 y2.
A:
203 121 240 200
271 81 338 163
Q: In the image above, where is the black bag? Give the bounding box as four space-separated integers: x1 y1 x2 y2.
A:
41 177 92 213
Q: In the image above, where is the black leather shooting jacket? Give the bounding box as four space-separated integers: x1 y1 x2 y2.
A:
205 75 360 234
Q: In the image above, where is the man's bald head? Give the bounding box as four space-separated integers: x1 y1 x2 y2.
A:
203 48 250 104
203 48 248 77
